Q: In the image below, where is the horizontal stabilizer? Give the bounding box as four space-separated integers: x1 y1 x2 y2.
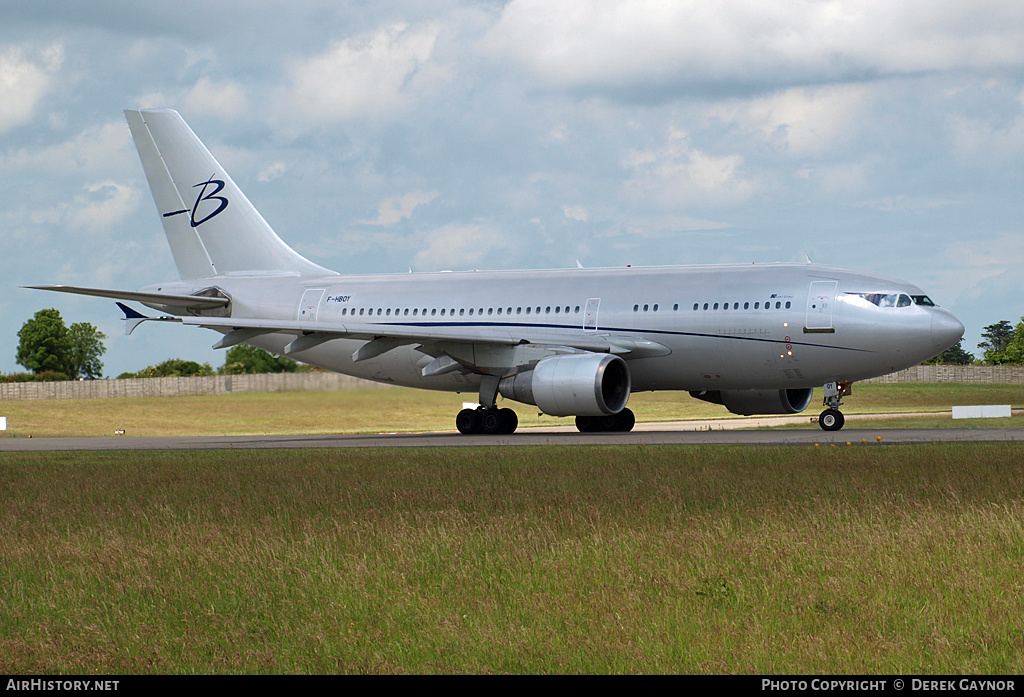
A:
27 284 230 309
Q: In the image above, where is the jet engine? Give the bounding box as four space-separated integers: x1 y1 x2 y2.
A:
689 388 814 416
499 353 630 416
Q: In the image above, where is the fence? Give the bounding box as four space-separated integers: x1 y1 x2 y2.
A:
0 372 389 401
862 365 1024 384
2 365 1024 401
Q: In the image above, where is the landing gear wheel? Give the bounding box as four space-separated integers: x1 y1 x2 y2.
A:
479 408 502 434
456 408 479 434
575 408 636 433
498 408 518 434
819 408 845 432
615 408 635 432
456 407 519 434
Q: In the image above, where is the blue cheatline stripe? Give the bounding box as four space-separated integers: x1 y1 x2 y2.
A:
339 319 870 353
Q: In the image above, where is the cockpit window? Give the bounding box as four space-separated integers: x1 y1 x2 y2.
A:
847 292 929 308
849 292 897 307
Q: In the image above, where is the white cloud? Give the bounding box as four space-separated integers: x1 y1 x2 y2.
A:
0 44 64 133
362 191 438 226
411 222 508 270
621 214 731 238
622 128 758 207
258 162 288 183
486 0 1024 91
712 85 873 157
23 181 140 237
281 23 442 123
864 195 957 214
562 205 589 222
182 77 250 118
0 121 133 177
67 181 139 234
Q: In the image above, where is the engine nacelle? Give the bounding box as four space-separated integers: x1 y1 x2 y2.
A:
689 388 814 416
499 353 631 416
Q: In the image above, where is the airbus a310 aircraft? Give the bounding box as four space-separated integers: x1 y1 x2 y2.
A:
31 109 965 434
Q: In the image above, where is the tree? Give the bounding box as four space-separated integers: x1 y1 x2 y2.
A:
69 322 107 379
923 338 975 365
16 308 73 378
979 320 1015 364
16 309 107 380
118 358 215 379
218 344 299 375
1001 319 1024 365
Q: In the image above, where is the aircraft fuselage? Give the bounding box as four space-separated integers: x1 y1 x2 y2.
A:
142 261 963 396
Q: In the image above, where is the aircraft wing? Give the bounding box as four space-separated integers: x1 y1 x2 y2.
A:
126 311 669 364
26 285 230 309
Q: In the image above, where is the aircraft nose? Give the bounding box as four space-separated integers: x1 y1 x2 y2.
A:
931 310 965 352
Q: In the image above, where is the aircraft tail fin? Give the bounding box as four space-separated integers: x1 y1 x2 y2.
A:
125 109 334 280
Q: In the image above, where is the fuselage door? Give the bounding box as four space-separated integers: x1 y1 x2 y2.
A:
806 281 838 331
298 288 326 322
584 298 600 332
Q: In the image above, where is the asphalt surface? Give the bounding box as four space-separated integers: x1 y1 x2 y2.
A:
2 418 1022 451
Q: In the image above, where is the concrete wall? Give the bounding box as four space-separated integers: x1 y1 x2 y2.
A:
3 365 1023 401
0 372 390 401
863 365 1024 384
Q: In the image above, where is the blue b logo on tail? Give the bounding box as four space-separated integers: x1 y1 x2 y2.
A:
162 175 229 227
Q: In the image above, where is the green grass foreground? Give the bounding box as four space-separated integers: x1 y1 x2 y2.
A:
2 444 1023 674
3 382 1024 437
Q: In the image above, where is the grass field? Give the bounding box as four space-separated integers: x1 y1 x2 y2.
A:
3 382 1023 438
2 443 1023 674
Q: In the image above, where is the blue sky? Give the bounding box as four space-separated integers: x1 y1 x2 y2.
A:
3 0 1024 376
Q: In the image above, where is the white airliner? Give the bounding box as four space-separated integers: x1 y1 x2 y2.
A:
31 109 965 433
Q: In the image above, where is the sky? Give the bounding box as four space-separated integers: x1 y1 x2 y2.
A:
2 0 1024 377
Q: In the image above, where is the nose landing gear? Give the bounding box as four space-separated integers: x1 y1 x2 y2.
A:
819 381 851 431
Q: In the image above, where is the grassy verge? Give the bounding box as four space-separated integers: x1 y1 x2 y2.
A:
2 382 1023 438
2 444 1023 674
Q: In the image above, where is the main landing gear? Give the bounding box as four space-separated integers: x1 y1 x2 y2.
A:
456 406 519 434
818 381 851 432
456 375 519 435
575 408 636 433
